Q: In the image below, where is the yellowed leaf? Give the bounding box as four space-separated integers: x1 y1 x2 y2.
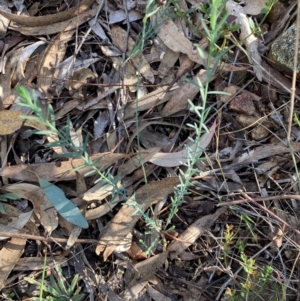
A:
0 110 47 135
0 110 23 135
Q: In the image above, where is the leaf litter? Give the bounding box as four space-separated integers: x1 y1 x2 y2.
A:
0 0 299 300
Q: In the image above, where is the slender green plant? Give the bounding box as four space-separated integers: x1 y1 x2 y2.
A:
25 261 85 301
165 0 230 228
15 86 127 204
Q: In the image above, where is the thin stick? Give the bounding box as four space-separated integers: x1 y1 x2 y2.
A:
0 232 99 244
234 191 300 236
287 2 300 141
217 194 300 207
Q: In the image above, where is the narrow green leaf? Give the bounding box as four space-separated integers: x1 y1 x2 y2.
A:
39 179 88 229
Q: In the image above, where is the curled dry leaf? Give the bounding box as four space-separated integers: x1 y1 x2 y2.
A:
15 41 45 81
0 0 94 27
0 238 27 290
9 6 100 36
226 1 262 80
5 183 58 234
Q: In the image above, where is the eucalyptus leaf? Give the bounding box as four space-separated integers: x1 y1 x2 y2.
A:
39 179 88 229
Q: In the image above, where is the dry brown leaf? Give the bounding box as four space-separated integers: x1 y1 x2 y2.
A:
149 121 216 167
5 183 58 234
111 26 154 83
157 17 207 65
121 252 168 300
37 30 75 96
124 85 179 119
260 61 300 97
126 241 147 261
157 45 180 78
0 207 33 240
95 177 179 259
147 285 173 301
0 47 24 102
243 0 268 15
234 142 300 164
157 17 245 72
0 237 27 290
167 207 226 259
0 152 127 181
161 69 214 116
118 147 161 178
0 110 24 135
0 110 47 135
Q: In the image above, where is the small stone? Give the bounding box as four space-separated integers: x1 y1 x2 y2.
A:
251 125 269 141
229 92 256 115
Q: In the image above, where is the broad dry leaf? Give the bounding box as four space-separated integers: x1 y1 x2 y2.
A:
124 85 179 119
161 69 213 116
118 147 161 178
15 41 45 81
0 238 27 290
167 207 226 259
0 47 23 102
0 11 9 36
0 209 33 240
0 110 47 135
243 0 268 15
5 183 58 234
157 46 180 78
149 120 216 167
0 152 127 181
147 286 172 301
111 26 155 83
96 177 179 260
157 17 245 72
235 142 300 165
260 61 300 96
121 252 168 300
38 30 75 96
157 17 206 65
